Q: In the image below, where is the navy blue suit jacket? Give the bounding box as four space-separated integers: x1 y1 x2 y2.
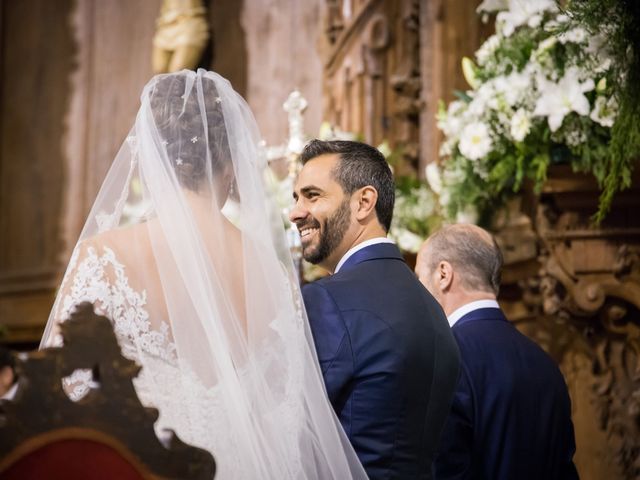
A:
302 243 460 480
434 308 578 480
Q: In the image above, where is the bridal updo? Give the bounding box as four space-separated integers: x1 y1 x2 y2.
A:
148 72 232 193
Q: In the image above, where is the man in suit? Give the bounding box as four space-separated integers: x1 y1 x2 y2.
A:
416 224 579 480
289 139 460 479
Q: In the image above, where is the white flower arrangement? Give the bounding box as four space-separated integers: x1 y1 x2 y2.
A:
389 179 441 253
436 0 619 223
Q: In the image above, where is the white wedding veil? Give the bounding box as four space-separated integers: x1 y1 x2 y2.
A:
41 69 366 479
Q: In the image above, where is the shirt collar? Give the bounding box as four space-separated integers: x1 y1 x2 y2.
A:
447 299 500 327
334 237 395 273
1 381 17 401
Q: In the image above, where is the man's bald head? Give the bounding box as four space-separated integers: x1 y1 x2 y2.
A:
418 224 503 295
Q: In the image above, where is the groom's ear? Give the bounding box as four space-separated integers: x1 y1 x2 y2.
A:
354 186 378 222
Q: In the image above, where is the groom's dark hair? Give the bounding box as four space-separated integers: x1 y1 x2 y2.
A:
300 139 395 232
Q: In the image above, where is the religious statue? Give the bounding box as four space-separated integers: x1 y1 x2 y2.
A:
152 0 210 73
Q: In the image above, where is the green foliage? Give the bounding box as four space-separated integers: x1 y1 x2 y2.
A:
564 0 640 222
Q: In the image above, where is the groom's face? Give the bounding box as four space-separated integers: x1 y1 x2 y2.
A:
290 154 355 272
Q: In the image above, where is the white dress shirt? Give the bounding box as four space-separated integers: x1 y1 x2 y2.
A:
334 237 395 273
447 299 500 327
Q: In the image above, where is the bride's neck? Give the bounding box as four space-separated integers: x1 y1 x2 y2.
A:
182 189 225 219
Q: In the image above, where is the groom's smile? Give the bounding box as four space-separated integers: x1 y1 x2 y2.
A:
299 226 320 241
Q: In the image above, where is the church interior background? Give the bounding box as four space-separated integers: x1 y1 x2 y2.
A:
0 0 639 478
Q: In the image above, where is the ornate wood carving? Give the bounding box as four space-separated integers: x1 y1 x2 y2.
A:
0 0 162 344
495 168 640 480
322 0 421 175
390 0 421 175
0 303 215 480
0 0 74 343
534 171 640 479
325 0 345 44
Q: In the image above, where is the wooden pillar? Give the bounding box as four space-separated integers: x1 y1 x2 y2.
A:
0 0 160 344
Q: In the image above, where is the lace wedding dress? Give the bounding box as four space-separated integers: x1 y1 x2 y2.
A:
41 69 367 479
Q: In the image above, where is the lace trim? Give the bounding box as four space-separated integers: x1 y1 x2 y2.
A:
58 246 176 363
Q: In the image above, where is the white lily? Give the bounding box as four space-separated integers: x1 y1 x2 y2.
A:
510 108 532 141
462 57 480 89
534 67 595 131
472 82 500 113
590 95 618 128
496 0 557 37
437 100 466 138
477 0 509 13
558 27 587 45
459 122 493 160
493 71 530 107
425 163 443 195
476 34 501 65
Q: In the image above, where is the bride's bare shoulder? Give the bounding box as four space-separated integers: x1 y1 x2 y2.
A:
77 223 151 258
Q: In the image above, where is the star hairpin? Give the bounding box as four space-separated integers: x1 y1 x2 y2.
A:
176 158 184 165
191 136 198 143
214 96 222 104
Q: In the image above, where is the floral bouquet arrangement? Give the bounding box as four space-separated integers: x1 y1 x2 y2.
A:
435 0 638 224
389 176 441 253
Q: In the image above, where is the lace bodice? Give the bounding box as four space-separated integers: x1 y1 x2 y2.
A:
49 245 305 478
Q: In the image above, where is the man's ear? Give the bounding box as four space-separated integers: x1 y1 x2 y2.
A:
354 186 378 222
438 261 454 292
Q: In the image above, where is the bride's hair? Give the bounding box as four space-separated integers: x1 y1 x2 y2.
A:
149 73 232 192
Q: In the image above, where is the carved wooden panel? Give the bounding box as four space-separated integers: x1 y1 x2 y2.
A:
0 0 160 344
323 0 488 176
496 168 640 480
0 0 74 343
322 0 420 176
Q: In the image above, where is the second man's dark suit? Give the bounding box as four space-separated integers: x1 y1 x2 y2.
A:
434 307 579 480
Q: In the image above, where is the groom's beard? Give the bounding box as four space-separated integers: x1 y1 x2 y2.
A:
301 199 351 265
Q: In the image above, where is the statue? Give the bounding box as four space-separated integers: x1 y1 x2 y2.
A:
152 0 209 73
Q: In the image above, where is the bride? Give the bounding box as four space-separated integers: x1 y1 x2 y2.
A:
40 69 367 479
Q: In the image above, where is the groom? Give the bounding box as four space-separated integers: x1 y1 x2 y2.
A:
290 139 460 479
